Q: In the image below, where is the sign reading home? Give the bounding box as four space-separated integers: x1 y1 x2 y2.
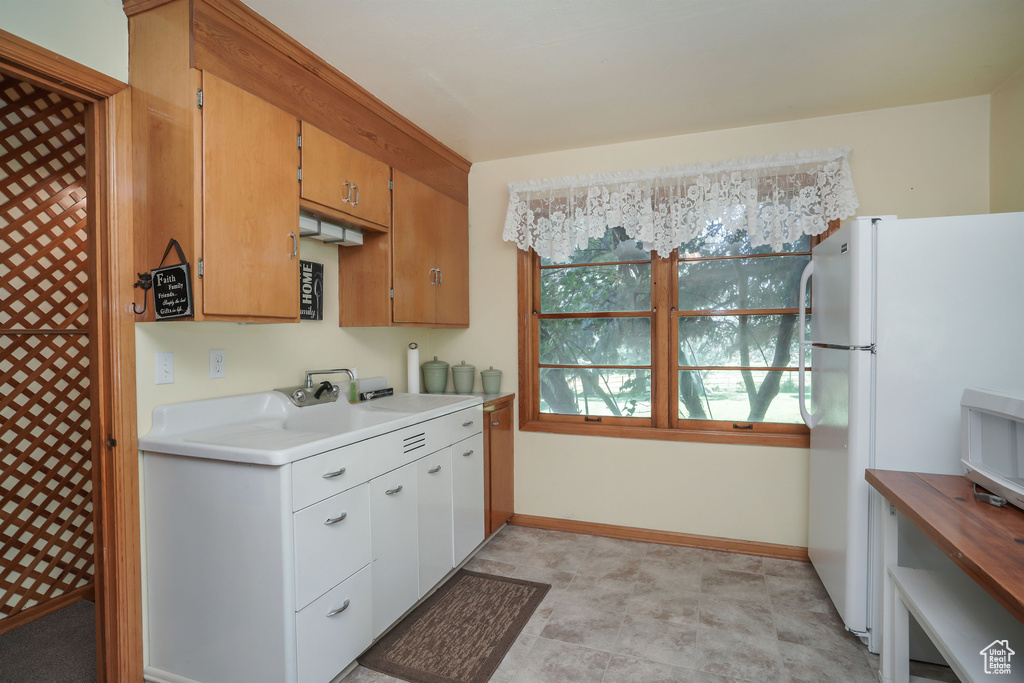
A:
300 260 324 321
152 263 193 320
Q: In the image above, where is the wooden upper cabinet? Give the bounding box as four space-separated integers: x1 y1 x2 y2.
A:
130 0 301 322
433 189 470 326
392 170 438 324
202 73 300 320
300 123 391 229
391 170 469 327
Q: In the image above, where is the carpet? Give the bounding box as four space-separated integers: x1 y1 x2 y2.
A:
358 569 550 683
0 600 96 683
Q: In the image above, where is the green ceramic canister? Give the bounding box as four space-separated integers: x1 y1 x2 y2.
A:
422 356 449 394
481 366 502 394
452 360 475 394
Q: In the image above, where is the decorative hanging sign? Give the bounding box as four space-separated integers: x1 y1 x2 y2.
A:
299 260 323 321
152 239 194 320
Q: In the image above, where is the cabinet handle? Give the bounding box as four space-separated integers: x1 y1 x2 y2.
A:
428 464 442 474
342 180 352 203
385 485 403 495
437 268 442 285
322 467 346 479
353 184 359 206
289 231 297 259
324 512 348 525
491 420 500 426
326 599 350 617
462 420 474 427
462 450 474 457
429 267 438 285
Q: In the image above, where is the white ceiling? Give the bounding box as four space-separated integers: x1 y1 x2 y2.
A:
243 0 1024 163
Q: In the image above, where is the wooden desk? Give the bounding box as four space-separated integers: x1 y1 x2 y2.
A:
866 470 1024 683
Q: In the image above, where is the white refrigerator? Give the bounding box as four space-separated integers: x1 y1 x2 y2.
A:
797 212 1024 652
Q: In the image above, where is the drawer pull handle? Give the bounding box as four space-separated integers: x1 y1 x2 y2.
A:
428 465 442 474
462 420 474 427
326 599 350 617
322 467 346 479
324 512 347 525
462 450 474 457
491 420 500 426
385 485 403 495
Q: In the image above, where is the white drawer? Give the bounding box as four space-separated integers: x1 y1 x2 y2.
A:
450 405 483 442
293 484 370 611
368 417 448 479
292 441 369 511
295 563 372 683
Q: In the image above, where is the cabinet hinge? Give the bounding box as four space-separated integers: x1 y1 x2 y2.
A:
389 179 393 190
198 258 204 278
297 134 302 149
390 288 394 299
197 88 203 109
298 167 302 182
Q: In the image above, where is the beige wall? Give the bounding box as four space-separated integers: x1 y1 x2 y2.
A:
991 64 1024 212
434 96 991 548
0 0 128 82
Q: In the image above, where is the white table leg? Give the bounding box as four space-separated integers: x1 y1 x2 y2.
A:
893 588 910 683
880 503 899 683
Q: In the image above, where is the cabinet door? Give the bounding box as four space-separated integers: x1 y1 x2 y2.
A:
417 449 453 596
434 189 469 326
487 405 515 534
202 72 300 320
391 170 437 324
369 462 419 637
452 433 485 566
300 123 391 227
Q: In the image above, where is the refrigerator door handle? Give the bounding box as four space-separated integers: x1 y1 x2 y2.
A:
798 260 822 428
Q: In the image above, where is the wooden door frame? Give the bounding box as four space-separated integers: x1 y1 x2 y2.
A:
1 29 143 683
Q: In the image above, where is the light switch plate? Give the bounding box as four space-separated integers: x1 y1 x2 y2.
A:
156 352 174 385
210 349 226 379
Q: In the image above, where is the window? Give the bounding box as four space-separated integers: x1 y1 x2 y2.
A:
518 223 828 447
507 147 857 446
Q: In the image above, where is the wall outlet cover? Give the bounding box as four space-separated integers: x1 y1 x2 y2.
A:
156 352 174 385
210 349 226 379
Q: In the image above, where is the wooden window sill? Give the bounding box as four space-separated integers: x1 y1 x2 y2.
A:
519 419 809 448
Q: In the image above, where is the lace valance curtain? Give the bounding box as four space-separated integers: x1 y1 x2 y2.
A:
502 147 859 263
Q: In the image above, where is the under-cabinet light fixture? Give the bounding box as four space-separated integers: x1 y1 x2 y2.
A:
298 211 363 246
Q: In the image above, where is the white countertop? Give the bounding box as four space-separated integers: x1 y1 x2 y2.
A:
139 391 483 466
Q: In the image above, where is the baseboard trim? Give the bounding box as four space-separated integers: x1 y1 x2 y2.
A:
508 514 809 561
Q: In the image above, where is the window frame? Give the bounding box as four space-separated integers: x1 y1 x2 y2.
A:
516 221 839 448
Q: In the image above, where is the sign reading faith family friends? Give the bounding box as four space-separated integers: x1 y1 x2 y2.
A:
153 239 194 320
300 260 324 321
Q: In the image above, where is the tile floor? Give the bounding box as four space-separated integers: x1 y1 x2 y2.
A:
343 525 959 683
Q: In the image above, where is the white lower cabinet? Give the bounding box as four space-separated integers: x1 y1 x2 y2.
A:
417 448 454 595
295 565 372 683
144 400 486 683
452 432 485 565
369 460 420 637
293 484 370 610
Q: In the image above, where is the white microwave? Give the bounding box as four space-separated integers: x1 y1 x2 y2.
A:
961 388 1024 511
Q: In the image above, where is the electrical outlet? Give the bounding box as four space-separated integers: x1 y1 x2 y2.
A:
210 349 226 379
156 352 174 385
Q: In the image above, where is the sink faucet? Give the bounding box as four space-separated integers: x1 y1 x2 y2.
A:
304 368 355 389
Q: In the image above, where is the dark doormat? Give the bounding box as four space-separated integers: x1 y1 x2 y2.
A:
358 569 550 683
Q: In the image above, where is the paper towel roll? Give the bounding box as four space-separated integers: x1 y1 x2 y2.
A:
407 343 420 393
